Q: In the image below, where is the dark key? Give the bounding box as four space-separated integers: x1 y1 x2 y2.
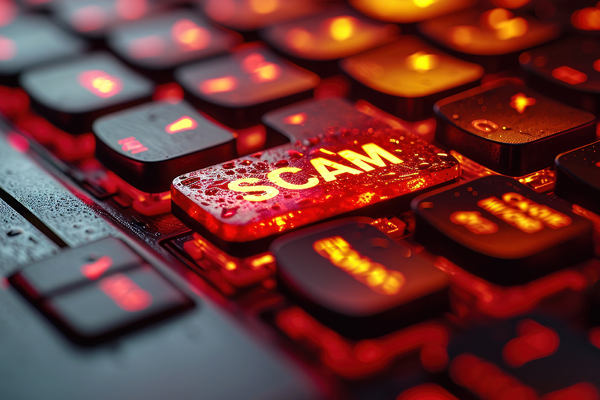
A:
93 101 236 193
260 5 399 76
171 126 459 256
418 8 560 71
412 175 593 286
107 11 242 80
520 36 600 114
175 43 320 129
448 315 600 398
199 0 322 32
21 52 154 134
43 266 193 343
350 0 474 23
11 237 142 299
51 0 156 39
0 15 86 85
340 35 484 121
262 97 388 145
271 218 449 339
555 141 600 216
434 82 596 176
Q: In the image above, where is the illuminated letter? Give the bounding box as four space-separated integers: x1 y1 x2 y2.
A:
310 158 363 182
267 167 319 190
338 143 402 172
227 178 279 202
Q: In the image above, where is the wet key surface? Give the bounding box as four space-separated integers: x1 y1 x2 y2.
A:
172 126 459 256
271 218 449 339
93 100 235 193
412 175 593 286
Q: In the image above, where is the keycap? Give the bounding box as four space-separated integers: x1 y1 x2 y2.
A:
434 82 596 176
350 0 474 23
520 36 600 114
396 384 459 400
448 315 600 398
554 141 600 216
175 43 320 129
412 175 593 286
107 11 242 80
419 7 560 71
11 237 142 299
93 101 235 193
0 15 86 85
0 0 18 27
262 97 389 145
340 35 484 121
260 5 399 75
171 126 459 256
200 0 322 32
271 218 449 339
43 266 193 343
51 0 156 39
21 52 154 134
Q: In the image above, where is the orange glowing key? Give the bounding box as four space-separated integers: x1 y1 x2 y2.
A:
165 115 198 134
261 5 399 62
78 70 123 98
171 126 459 255
350 0 474 23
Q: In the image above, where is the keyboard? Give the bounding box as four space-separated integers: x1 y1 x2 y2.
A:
3 1 600 399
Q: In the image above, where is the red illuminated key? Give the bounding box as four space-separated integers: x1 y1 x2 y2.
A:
260 5 399 75
419 7 560 71
396 384 459 400
93 101 235 193
175 43 320 129
21 52 154 134
340 36 484 121
11 237 144 299
200 0 322 32
43 266 193 343
171 127 459 256
107 11 242 80
0 15 85 85
412 175 593 285
51 0 158 38
434 82 596 176
350 0 474 23
272 218 449 339
520 37 600 114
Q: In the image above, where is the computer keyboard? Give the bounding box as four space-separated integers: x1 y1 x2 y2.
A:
2 1 600 399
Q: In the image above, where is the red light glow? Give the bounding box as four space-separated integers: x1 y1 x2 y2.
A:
99 273 152 312
165 116 198 134
200 76 238 94
118 136 148 154
241 52 282 83
283 112 307 125
0 0 17 28
502 319 560 367
115 0 148 20
396 384 459 400
153 82 184 104
0 35 15 61
510 92 536 114
129 35 166 59
172 19 210 51
78 70 123 98
81 255 113 280
552 66 588 85
72 5 108 32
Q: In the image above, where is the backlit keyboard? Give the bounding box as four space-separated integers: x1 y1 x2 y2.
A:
3 1 600 399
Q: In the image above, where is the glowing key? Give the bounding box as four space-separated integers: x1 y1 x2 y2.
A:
552 66 588 85
172 19 210 51
509 92 536 114
329 16 356 41
350 0 474 23
200 76 238 94
79 70 123 98
81 255 114 280
406 51 439 72
165 116 198 134
282 112 307 125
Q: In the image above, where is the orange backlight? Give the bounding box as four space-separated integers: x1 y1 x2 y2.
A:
450 211 499 234
99 273 152 312
552 66 588 85
313 236 405 295
172 19 210 51
81 256 113 280
0 35 16 61
241 52 281 83
286 27 313 51
573 7 600 31
165 116 198 134
78 70 123 98
250 0 279 14
406 51 439 72
502 319 559 367
200 76 238 94
328 16 356 41
482 8 528 40
283 112 307 125
509 92 536 114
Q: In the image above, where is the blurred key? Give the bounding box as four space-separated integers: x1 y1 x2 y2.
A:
175 43 320 129
419 7 560 71
520 36 600 114
0 15 86 85
107 11 242 80
396 384 459 400
350 0 475 24
341 35 484 121
262 97 388 145
172 126 459 256
93 101 236 193
51 0 157 39
12 237 142 299
271 218 449 339
200 0 322 33
260 5 399 76
0 0 18 27
412 176 593 286
43 266 193 343
21 52 154 134
555 141 600 216
434 82 596 176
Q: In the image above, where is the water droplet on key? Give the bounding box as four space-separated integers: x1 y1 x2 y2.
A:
418 162 431 170
223 162 235 169
221 207 238 218
288 150 303 158
275 159 289 167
